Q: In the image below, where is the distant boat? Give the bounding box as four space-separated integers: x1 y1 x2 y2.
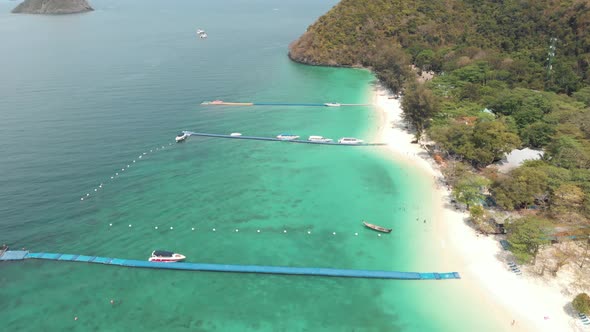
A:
363 221 392 233
196 29 205 35
200 33 208 39
210 100 223 104
276 134 300 140
308 135 333 143
149 250 186 262
230 132 242 136
175 132 189 142
338 137 363 144
324 102 341 107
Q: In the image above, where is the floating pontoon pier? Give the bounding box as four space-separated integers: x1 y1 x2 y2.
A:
0 251 460 280
200 101 371 107
182 131 385 146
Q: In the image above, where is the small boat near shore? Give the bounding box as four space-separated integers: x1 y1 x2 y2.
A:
363 221 392 233
230 132 242 136
149 250 186 262
324 102 341 107
308 135 333 143
277 133 300 140
338 137 363 144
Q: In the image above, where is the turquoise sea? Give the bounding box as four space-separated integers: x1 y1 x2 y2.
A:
0 1 508 331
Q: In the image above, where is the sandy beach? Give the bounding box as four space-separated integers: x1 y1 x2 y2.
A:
373 85 586 332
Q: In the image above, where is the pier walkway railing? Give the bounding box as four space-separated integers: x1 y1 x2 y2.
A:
0 251 460 280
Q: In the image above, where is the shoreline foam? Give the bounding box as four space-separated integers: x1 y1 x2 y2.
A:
372 84 582 332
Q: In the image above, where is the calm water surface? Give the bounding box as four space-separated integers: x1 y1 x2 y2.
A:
0 1 506 331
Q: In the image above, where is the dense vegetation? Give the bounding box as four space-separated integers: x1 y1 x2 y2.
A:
573 293 590 315
290 0 590 265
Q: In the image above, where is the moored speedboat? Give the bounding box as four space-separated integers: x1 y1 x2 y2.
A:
362 221 392 233
308 135 333 143
324 102 341 107
196 29 205 35
149 250 186 262
276 133 300 140
200 33 208 39
175 132 189 142
338 137 363 144
230 132 242 136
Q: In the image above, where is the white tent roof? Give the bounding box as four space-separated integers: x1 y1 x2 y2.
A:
496 148 543 173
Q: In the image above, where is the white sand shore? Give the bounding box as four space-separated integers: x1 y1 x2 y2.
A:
373 85 585 332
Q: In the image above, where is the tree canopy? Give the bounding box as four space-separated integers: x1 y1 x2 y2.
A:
507 216 552 264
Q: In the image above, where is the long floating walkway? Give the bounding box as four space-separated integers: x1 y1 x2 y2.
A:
1 251 460 280
183 131 385 146
200 101 371 107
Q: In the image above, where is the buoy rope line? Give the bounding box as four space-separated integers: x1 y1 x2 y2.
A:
79 142 174 202
107 224 387 237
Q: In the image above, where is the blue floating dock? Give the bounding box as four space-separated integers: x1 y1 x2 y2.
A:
182 132 385 146
0 251 460 280
0 250 28 260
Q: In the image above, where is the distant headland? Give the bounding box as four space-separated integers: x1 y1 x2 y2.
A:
12 0 93 15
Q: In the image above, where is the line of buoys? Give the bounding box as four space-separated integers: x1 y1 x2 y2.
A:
79 142 174 202
106 224 386 237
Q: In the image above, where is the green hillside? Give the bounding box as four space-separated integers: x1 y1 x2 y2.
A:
290 0 590 93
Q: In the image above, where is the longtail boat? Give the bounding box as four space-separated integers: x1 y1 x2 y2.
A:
363 221 392 233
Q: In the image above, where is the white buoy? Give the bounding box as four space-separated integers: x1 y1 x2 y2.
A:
155 226 158 229
139 156 142 159
129 224 132 227
257 230 260 233
150 150 152 152
94 189 97 192
212 228 216 231
143 152 146 155
354 232 358 236
99 184 103 188
307 231 311 234
86 193 90 196
378 234 381 237
235 229 239 232
121 168 124 171
111 176 114 179
127 165 130 168
191 227 195 231
170 227 173 230
109 223 112 226
333 232 336 235
81 198 84 201
133 160 136 163
283 230 287 233
115 173 118 176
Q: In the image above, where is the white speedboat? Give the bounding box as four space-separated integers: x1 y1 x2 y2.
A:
324 102 341 107
149 250 186 262
308 135 333 143
276 134 300 140
200 33 208 39
338 137 364 144
196 29 205 35
175 132 189 142
230 132 242 136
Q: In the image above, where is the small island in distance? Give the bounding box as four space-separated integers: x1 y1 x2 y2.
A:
12 0 93 15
